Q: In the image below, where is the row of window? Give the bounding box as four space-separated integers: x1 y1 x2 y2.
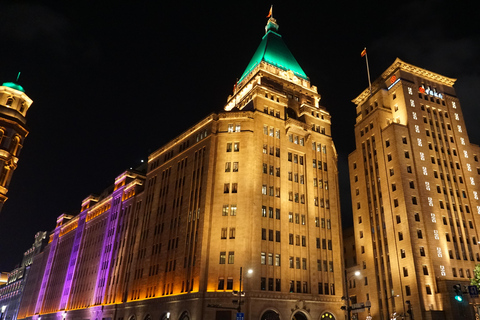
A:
219 251 235 264
261 206 280 219
226 142 240 152
221 228 235 239
263 125 281 138
260 252 281 265
263 144 280 156
225 162 239 172
312 142 327 154
289 257 308 270
223 183 238 193
227 123 241 133
262 229 280 242
222 204 237 216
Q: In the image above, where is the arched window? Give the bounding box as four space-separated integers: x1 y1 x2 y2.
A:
178 311 190 320
6 97 14 107
0 165 10 187
261 310 280 320
11 136 21 156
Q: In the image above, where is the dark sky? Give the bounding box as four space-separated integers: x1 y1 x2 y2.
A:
0 1 478 271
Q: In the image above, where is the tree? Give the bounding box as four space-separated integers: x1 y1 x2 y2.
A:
470 263 480 290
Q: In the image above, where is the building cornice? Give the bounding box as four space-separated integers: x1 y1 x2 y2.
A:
352 58 457 106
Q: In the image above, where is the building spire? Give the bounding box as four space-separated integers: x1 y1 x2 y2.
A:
265 5 279 34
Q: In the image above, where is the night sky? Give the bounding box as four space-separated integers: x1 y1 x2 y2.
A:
0 1 478 271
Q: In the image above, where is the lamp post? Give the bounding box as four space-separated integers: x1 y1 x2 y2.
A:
365 300 372 320
343 270 361 320
235 267 253 314
389 294 399 320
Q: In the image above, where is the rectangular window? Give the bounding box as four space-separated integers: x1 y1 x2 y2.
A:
228 251 234 264
218 278 225 290
219 252 226 264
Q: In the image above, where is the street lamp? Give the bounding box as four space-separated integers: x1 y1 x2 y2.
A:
234 267 253 314
365 300 372 320
388 294 399 320
343 270 361 320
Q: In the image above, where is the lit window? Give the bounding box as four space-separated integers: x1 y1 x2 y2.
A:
474 191 478 200
467 163 472 171
422 167 428 175
455 113 459 120
410 99 415 107
431 213 436 223
420 152 425 161
228 124 234 132
434 230 439 240
471 177 475 185
417 138 422 146
412 112 417 120
461 137 465 145
464 150 469 158
452 101 457 109
408 87 413 95
457 125 463 133
425 182 430 191
235 124 241 132
415 125 420 133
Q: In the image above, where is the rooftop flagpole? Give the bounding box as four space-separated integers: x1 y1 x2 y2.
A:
361 48 372 95
267 5 273 18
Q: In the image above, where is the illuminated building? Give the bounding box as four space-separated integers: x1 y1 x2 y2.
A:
0 81 33 212
0 232 47 320
349 58 480 319
16 14 344 320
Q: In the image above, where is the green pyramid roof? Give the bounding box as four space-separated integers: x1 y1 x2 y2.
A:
238 22 308 84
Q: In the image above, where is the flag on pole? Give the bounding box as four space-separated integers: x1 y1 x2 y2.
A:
267 5 273 18
360 47 372 95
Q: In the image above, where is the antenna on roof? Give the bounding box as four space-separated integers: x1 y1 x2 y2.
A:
16 72 21 82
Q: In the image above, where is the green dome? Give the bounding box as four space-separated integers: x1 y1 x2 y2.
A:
2 82 25 92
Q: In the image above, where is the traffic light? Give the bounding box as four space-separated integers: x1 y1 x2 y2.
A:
453 284 463 302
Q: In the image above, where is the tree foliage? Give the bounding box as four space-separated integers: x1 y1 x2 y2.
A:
470 264 480 289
